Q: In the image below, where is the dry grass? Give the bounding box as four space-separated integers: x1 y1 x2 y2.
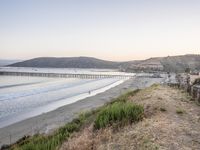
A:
61 125 94 150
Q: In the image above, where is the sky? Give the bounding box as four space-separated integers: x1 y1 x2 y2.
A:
0 0 200 61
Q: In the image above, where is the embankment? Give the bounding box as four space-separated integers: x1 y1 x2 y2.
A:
0 76 165 147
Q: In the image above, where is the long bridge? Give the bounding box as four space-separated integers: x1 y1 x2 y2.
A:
0 71 135 79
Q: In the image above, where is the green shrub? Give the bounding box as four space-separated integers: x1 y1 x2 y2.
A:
94 102 144 130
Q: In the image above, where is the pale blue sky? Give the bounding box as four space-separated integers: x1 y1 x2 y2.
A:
0 0 200 61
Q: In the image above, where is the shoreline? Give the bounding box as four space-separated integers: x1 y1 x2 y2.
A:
0 76 166 146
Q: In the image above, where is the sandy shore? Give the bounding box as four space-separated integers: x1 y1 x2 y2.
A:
0 76 166 146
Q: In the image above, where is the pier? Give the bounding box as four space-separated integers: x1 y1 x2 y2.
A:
0 71 134 79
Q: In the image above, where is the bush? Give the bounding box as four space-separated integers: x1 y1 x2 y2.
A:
94 102 144 130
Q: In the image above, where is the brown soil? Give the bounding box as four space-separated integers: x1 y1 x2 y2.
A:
60 85 200 150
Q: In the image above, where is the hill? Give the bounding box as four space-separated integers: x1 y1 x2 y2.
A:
9 54 200 72
122 54 200 72
9 57 120 69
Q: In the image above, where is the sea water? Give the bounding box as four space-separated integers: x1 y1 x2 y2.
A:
0 68 134 128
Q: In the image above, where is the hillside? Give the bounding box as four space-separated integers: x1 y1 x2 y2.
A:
9 57 120 69
9 54 200 72
122 54 200 72
59 85 200 150
160 54 200 72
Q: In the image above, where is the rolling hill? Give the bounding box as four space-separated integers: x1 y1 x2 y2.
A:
9 57 120 69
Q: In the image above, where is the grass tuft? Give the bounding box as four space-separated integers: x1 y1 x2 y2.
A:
94 101 144 130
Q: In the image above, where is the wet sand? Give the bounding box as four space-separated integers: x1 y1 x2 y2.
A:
0 76 166 146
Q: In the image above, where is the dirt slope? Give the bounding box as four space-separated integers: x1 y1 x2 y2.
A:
60 85 200 150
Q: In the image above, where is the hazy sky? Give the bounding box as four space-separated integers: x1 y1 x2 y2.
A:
0 0 200 61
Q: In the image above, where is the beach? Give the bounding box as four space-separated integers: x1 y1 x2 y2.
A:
0 76 166 147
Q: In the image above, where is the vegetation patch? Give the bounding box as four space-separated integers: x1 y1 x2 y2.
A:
94 101 144 130
176 108 185 114
10 113 90 150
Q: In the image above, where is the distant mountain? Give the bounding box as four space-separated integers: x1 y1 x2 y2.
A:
8 54 200 72
9 57 120 69
0 59 22 67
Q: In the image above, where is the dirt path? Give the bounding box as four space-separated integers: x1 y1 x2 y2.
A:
61 85 200 150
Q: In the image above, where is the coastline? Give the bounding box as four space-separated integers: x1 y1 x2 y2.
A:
0 76 166 146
